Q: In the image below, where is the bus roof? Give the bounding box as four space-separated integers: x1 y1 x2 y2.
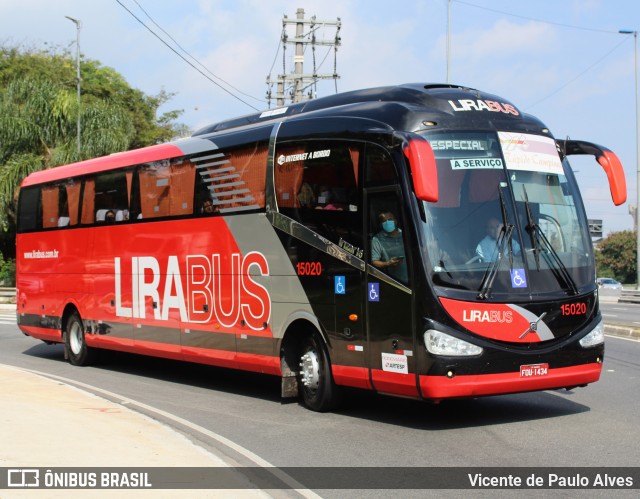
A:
21 83 548 188
20 143 184 188
193 83 545 136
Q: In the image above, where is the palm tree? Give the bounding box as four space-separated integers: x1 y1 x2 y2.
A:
0 77 134 223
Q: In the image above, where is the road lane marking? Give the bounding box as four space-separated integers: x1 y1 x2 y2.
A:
605 335 640 343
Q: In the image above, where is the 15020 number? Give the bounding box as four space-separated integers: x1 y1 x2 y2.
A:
296 261 322 276
560 302 586 316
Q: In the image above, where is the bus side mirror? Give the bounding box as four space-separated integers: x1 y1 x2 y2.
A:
596 150 627 206
558 139 627 206
404 137 438 203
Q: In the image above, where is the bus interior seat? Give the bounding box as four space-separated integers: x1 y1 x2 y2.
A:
95 209 108 222
115 210 129 222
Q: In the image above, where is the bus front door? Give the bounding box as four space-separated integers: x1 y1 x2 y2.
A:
365 192 418 398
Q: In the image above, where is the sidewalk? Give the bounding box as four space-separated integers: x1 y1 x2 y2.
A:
0 363 270 498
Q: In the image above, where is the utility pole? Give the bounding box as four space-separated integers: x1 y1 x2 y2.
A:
620 29 639 289
266 8 341 107
65 16 81 157
446 0 451 83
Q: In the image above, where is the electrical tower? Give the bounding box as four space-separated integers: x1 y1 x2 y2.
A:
266 8 341 107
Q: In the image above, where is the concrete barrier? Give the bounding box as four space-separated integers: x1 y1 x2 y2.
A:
0 287 16 304
618 289 640 304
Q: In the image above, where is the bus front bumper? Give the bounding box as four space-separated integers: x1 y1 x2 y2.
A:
418 361 602 400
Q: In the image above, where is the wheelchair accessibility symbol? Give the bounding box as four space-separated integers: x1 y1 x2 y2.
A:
368 282 380 302
510 268 527 288
335 276 346 295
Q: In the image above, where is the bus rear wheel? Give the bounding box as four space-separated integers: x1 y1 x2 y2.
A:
65 312 95 366
298 334 338 412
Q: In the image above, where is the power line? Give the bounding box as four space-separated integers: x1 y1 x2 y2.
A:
450 1 632 110
130 0 264 104
524 36 630 110
453 0 619 34
266 27 285 82
115 0 260 111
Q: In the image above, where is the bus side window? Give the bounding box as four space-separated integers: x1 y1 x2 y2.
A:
63 179 81 227
139 161 171 219
92 171 129 224
81 178 96 224
169 158 196 216
368 195 409 286
275 140 362 248
191 144 267 214
275 141 360 214
41 185 60 229
40 180 81 229
17 187 41 232
364 145 398 187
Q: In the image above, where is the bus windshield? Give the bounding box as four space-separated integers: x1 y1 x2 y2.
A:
419 131 593 298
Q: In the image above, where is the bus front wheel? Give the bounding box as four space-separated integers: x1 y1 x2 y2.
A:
65 312 95 366
298 334 338 412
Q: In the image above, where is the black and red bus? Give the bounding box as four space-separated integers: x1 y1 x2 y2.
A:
16 83 626 411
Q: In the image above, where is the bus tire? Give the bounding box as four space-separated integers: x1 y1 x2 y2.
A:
64 312 95 366
298 333 339 412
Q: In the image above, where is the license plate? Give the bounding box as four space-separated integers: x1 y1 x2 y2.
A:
520 363 549 377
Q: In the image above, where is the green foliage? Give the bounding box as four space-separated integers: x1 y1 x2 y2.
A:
0 255 15 286
595 230 637 284
0 44 187 259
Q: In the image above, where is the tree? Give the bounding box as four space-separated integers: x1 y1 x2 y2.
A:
0 45 187 258
595 230 637 284
0 46 184 148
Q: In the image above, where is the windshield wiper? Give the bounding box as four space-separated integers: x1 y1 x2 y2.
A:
522 186 578 295
536 227 579 295
478 188 514 300
522 186 541 270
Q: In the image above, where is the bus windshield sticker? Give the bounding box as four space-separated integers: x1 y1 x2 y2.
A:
430 139 490 151
450 158 504 170
510 268 527 288
499 132 563 175
335 276 346 294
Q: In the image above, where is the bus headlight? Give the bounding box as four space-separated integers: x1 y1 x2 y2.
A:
424 330 483 356
579 319 604 348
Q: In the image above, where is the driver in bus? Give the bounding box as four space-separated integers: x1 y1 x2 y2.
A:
371 211 408 284
476 217 520 262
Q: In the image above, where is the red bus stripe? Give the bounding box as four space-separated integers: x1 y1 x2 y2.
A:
371 369 419 398
18 325 62 343
332 365 372 390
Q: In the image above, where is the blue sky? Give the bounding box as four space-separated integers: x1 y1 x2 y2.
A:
2 0 639 235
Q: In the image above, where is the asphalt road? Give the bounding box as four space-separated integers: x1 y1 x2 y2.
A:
1 310 639 496
599 299 640 327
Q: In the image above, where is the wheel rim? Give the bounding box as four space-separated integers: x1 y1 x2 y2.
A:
299 347 320 390
69 321 83 355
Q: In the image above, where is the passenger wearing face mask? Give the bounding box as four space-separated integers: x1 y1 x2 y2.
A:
371 211 408 284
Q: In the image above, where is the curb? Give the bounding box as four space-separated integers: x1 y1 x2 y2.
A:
604 323 640 341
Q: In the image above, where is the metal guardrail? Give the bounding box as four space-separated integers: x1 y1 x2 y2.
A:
618 289 640 304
